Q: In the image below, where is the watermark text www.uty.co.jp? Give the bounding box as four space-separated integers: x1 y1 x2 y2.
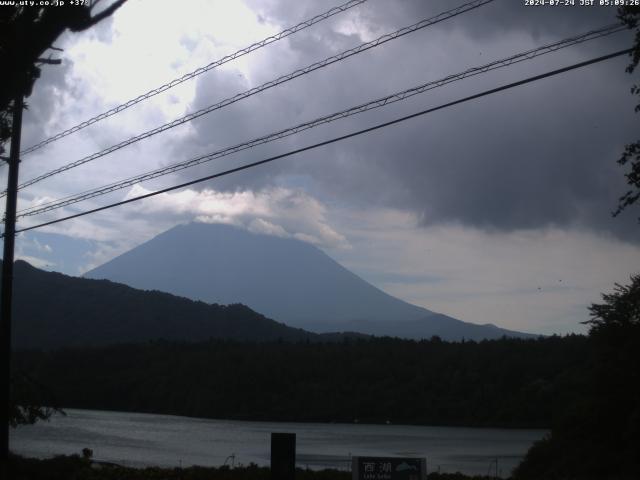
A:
0 1 89 7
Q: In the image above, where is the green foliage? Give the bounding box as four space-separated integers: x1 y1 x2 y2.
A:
14 335 585 428
514 276 640 479
615 7 640 219
10 371 64 428
585 274 640 332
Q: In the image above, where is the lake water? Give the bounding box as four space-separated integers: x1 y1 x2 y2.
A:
10 409 547 477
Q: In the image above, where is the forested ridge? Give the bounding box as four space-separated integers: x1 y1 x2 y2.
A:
14 335 585 428
8 260 319 348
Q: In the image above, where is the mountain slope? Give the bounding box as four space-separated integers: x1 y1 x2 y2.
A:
8 260 317 349
87 222 535 340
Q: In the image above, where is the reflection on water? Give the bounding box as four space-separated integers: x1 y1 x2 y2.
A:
10 409 547 477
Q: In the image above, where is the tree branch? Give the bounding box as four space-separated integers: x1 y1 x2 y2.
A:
36 58 62 65
69 0 127 31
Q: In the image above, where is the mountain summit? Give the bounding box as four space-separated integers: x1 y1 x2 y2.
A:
86 222 534 340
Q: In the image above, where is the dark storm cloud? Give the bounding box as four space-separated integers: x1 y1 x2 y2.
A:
351 0 621 44
179 0 636 242
21 55 75 148
120 0 640 243
19 12 116 149
249 0 621 41
306 57 640 240
381 74 637 234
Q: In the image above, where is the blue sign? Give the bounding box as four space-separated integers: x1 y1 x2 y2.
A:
352 457 426 480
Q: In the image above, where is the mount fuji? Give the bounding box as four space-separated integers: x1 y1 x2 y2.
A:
86 222 534 341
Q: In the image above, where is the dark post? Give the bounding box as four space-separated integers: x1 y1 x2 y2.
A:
0 93 24 473
271 432 296 480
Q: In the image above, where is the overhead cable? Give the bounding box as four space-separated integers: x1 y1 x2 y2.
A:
9 0 496 196
19 0 369 156
10 48 632 236
16 23 626 218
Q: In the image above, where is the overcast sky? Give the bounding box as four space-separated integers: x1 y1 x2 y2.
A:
4 0 640 335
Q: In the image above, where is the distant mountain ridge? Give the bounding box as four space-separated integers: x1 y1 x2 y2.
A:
8 260 319 349
86 222 535 341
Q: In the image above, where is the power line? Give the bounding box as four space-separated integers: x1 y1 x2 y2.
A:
8 0 495 197
10 48 631 237
0 24 629 219
15 0 494 191
19 24 626 219
19 0 369 156
15 23 625 218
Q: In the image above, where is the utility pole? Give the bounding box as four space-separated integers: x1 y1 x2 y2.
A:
0 91 24 475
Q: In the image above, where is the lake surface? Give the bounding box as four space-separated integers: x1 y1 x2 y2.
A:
11 409 547 477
